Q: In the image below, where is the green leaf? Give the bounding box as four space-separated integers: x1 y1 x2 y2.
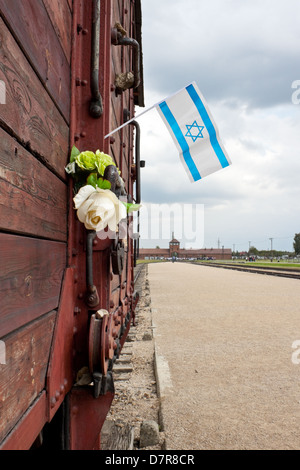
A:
122 202 142 213
96 178 112 190
87 172 98 188
70 145 81 163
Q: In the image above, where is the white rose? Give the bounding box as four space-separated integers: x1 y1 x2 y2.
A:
73 185 127 232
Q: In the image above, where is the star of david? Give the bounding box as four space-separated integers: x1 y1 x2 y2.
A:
185 120 205 142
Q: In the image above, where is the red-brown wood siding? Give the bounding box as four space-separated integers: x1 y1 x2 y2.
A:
0 0 71 444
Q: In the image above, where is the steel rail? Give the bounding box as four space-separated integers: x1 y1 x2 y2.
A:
192 262 300 280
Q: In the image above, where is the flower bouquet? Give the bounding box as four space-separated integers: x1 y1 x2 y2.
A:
66 146 140 234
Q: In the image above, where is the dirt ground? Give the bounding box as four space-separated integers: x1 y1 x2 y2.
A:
148 262 300 450
104 262 300 450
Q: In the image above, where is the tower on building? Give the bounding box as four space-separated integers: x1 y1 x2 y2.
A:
169 234 180 258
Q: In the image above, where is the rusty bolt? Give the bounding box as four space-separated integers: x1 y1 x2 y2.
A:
110 137 115 145
50 397 57 408
80 131 87 138
76 78 88 87
109 300 114 309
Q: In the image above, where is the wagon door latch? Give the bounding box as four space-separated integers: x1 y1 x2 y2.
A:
111 23 141 94
85 231 100 308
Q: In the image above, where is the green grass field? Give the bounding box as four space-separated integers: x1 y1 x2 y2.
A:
137 259 300 270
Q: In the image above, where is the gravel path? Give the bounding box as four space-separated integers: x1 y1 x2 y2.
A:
148 262 300 450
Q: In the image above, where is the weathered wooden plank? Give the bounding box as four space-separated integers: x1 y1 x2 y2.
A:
0 19 69 179
0 312 56 444
0 392 47 450
42 0 72 63
0 128 67 240
0 0 70 121
0 234 66 337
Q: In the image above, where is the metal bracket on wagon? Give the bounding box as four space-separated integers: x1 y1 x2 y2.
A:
111 23 141 94
89 0 103 118
85 231 100 308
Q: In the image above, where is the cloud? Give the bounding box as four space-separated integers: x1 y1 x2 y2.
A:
142 0 300 108
137 0 300 251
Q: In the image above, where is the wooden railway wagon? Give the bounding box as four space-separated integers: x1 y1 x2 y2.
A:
0 0 144 450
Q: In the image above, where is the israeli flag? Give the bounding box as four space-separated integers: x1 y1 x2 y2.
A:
156 82 231 182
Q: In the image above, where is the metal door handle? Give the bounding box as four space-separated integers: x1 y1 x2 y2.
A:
111 27 141 92
89 0 103 118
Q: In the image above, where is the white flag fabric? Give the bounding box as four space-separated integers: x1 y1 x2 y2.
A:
156 82 231 182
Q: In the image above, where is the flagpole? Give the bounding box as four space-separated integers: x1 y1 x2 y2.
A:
104 82 195 139
104 104 156 139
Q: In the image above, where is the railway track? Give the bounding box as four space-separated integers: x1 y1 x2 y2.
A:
191 261 300 280
134 263 146 283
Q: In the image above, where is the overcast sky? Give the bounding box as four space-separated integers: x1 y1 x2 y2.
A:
135 0 300 252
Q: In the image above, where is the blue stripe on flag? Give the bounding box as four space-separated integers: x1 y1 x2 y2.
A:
186 84 230 169
159 101 201 181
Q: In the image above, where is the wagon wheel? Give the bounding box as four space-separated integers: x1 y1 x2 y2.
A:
88 312 109 376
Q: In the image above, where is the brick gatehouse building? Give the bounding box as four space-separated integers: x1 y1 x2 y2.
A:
138 236 232 260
